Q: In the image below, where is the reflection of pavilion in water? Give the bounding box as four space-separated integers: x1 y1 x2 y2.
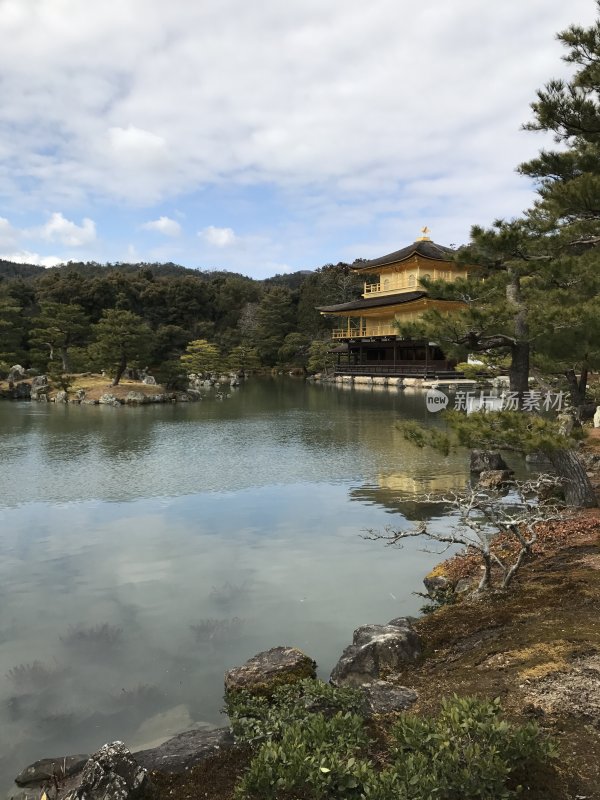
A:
350 470 470 522
378 471 468 494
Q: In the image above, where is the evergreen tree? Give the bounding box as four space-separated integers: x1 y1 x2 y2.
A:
410 7 600 407
29 302 90 372
180 339 222 375
307 339 337 374
0 295 25 371
226 344 261 373
91 309 152 386
254 288 296 365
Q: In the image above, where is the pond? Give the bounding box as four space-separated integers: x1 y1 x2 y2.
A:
0 378 471 787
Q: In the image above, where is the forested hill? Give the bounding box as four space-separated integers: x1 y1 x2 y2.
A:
0 256 364 375
0 258 312 286
0 260 46 279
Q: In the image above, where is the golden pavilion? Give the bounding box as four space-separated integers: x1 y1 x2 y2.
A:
317 229 469 378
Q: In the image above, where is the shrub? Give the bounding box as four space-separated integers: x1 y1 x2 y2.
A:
226 678 364 745
386 695 556 799
234 712 374 799
233 691 556 800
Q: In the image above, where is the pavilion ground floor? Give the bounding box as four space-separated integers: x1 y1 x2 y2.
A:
331 337 460 378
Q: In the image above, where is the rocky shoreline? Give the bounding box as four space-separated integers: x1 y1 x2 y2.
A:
0 366 243 406
10 622 424 800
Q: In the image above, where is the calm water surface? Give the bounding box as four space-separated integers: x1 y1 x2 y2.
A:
0 379 470 786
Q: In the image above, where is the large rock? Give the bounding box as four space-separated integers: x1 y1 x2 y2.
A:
594 406 600 429
330 621 421 687
360 681 418 715
224 646 316 696
13 382 31 399
135 727 234 774
477 469 513 490
15 755 89 787
469 450 508 473
125 392 148 405
422 573 451 596
55 391 68 404
142 376 156 386
62 742 153 800
30 375 49 401
99 393 122 407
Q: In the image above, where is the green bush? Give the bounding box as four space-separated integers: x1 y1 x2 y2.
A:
235 711 374 799
386 695 556 799
226 678 364 745
233 690 556 800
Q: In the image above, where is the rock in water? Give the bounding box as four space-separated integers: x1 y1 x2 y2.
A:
125 391 147 405
135 728 234 774
224 646 317 696
477 469 513 490
15 754 89 787
99 393 122 407
14 382 31 399
330 622 421 687
469 450 508 473
30 375 49 401
62 742 153 800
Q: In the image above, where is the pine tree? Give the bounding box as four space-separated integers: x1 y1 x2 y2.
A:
0 295 25 371
413 7 600 407
226 344 261 373
180 339 222 376
254 288 296 365
91 309 152 386
29 301 90 372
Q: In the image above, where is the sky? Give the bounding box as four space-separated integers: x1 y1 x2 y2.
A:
0 0 596 278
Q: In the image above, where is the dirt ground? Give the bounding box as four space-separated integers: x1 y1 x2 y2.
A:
0 373 166 401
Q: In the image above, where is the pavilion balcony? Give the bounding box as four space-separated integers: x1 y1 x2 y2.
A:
364 277 414 295
331 324 397 339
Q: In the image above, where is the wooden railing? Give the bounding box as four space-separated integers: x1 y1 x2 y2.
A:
363 278 415 295
331 325 397 339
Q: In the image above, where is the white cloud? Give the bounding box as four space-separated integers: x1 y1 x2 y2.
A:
0 217 18 248
199 225 237 247
0 0 596 269
141 215 182 236
40 212 96 247
0 250 63 268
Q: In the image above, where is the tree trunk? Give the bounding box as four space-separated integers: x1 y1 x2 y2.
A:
60 347 71 373
509 340 530 397
506 269 530 398
547 448 597 507
565 364 588 415
112 356 127 387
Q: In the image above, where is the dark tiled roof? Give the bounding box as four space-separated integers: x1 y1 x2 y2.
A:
354 239 456 271
317 291 426 313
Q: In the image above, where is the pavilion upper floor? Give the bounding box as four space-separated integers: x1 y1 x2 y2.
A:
352 235 470 298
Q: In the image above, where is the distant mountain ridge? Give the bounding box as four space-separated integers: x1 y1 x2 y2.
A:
0 259 314 287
